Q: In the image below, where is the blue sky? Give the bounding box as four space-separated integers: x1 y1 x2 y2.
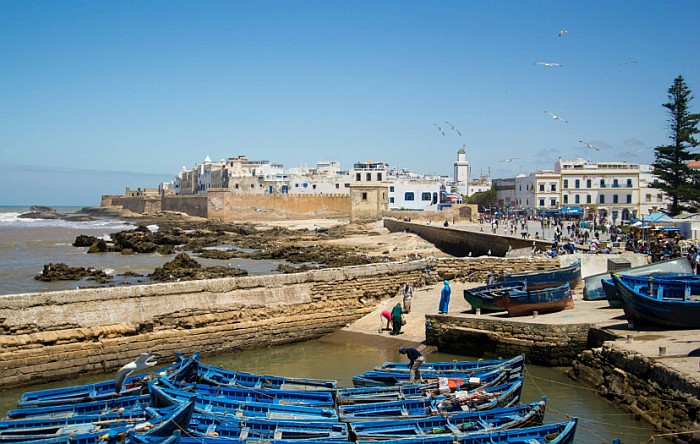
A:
1 1 699 206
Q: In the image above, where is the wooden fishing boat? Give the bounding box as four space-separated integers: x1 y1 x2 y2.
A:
339 379 523 421
375 354 525 374
352 364 519 388
462 282 526 312
185 414 350 440
150 383 338 421
196 363 336 390
156 378 335 407
5 394 151 420
348 418 578 444
0 400 194 443
15 354 199 409
349 397 546 439
500 259 582 291
611 274 700 328
494 283 571 317
583 257 693 301
605 273 700 308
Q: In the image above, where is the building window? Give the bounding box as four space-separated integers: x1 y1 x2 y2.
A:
377 173 382 181
613 179 619 188
600 179 606 188
600 195 606 204
550 198 556 207
626 179 633 188
303 183 308 188
645 194 651 202
539 184 544 192
389 186 395 192
586 179 591 188
421 192 431 201
366 173 371 181
626 194 632 203
294 183 299 188
344 183 350 188
563 195 569 204
563 179 568 188
586 195 591 204
613 194 619 204
389 197 394 204
575 195 581 204
550 184 557 192
362 192 368 201
539 198 545 207
335 183 339 189
356 173 361 181
575 179 580 189
312 184 316 190
657 194 663 202
405 192 415 201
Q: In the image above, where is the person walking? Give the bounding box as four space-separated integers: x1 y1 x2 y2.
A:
402 283 414 314
398 347 424 383
390 302 403 335
438 280 451 314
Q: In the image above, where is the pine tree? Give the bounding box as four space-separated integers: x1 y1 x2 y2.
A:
652 75 700 215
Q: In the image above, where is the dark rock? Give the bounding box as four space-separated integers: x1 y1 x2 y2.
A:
149 253 248 282
35 263 112 282
198 249 241 260
18 206 59 219
87 239 109 253
73 235 99 247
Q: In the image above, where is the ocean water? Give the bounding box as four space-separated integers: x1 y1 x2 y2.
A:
0 207 285 295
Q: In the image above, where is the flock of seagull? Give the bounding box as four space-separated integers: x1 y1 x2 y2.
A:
432 27 645 164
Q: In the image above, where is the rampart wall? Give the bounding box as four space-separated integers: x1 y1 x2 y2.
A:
384 219 552 257
0 257 550 389
162 195 208 218
208 189 350 221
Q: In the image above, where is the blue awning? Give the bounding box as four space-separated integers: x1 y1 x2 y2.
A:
561 206 583 215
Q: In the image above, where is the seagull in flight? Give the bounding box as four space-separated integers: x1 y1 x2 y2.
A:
579 140 600 151
444 121 462 136
114 353 159 394
545 111 568 123
433 124 446 136
558 28 568 37
621 60 638 65
501 157 520 163
534 62 563 68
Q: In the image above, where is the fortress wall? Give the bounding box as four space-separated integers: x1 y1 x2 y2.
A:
208 190 351 221
0 257 549 389
161 195 208 218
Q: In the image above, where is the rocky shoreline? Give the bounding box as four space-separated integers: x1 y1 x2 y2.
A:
27 206 448 284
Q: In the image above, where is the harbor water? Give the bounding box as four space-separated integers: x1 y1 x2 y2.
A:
0 332 670 444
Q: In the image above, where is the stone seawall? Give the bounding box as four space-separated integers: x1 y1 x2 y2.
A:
0 257 551 389
425 316 591 366
569 344 700 444
384 219 553 257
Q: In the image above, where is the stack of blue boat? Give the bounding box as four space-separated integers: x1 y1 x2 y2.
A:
0 352 579 444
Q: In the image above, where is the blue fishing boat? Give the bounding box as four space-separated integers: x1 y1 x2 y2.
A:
349 418 578 444
352 364 518 388
462 282 526 313
157 379 335 407
5 394 152 420
611 273 700 328
349 397 546 438
604 273 700 308
495 283 571 317
185 414 350 440
149 383 338 421
196 363 336 390
0 400 194 443
339 379 523 421
375 354 525 374
500 259 582 290
583 257 694 301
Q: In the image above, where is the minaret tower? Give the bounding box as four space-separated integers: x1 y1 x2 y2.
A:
454 146 470 183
